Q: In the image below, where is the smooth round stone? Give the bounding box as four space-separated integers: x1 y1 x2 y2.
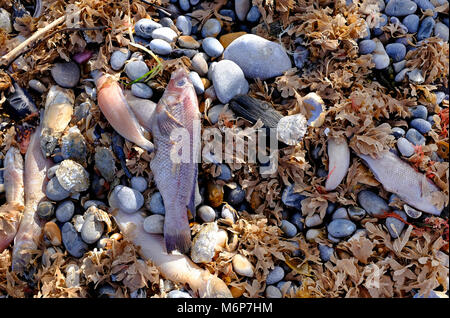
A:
109 185 144 214
221 205 235 222
305 214 323 228
427 115 435 126
332 207 349 220
217 164 232 181
147 192 165 215
179 0 190 11
51 62 80 88
326 202 336 215
395 68 410 82
413 0 436 17
151 27 178 43
293 45 309 69
207 104 224 124
173 48 199 58
190 53 208 76
47 165 60 180
73 215 85 232
223 34 292 80
135 19 162 39
130 176 147 193
372 14 388 36
235 0 250 21
83 200 106 210
348 206 366 221
266 266 285 285
305 229 321 242
328 233 341 243
290 212 304 231
265 286 282 298
372 52 390 69
318 244 334 262
410 118 432 134
219 9 236 21
167 290 192 298
246 6 261 22
418 16 435 41
280 220 297 238
94 147 116 182
390 17 409 33
357 190 389 217
397 137 415 157
434 22 449 42
406 128 425 146
393 60 406 73
409 105 427 119
149 39 172 55
55 160 89 193
110 50 130 70
198 205 216 223
61 128 87 164
160 17 175 28
281 184 305 210
327 219 357 238
143 214 165 234
385 0 418 16
386 43 406 62
0 8 12 33
62 222 88 258
46 176 71 201
201 18 221 38
55 200 75 223
211 60 249 103
28 79 47 94
359 39 376 54
131 83 153 99
202 37 224 58
178 35 200 49
37 201 55 220
232 254 254 277
81 213 104 244
125 60 149 81
386 210 407 239
392 127 406 138
407 68 425 84
176 16 192 35
402 14 419 33
227 186 246 206
435 91 446 105
188 71 204 94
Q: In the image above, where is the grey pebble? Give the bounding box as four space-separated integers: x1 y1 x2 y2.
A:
413 0 437 18
81 213 104 244
227 186 246 206
108 185 144 214
235 0 250 21
246 6 261 23
188 71 204 94
402 14 419 33
37 201 54 220
393 60 406 73
131 176 147 193
417 16 435 41
94 147 116 183
201 18 221 38
110 50 130 71
332 207 349 220
405 128 425 146
61 128 87 164
305 214 322 227
327 219 357 238
55 200 75 223
265 286 282 298
409 105 427 119
190 53 208 76
281 184 305 210
386 210 407 239
176 16 192 35
179 0 190 11
407 68 425 84
125 60 149 82
135 19 162 39
395 68 410 82
207 104 224 125
28 79 47 93
386 43 406 62
348 206 366 221
147 192 166 215
280 220 297 238
143 214 165 234
434 22 449 42
392 127 406 138
150 39 172 55
198 205 216 223
51 62 80 88
217 164 232 181
131 83 153 99
62 222 88 258
211 60 248 103
410 118 431 134
359 39 376 54
266 266 285 285
318 244 334 262
290 212 304 231
202 37 224 58
397 137 415 157
46 176 70 201
385 0 418 16
357 190 389 217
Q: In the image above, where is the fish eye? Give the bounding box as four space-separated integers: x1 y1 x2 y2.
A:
176 79 186 87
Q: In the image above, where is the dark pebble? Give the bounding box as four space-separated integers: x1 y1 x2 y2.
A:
37 201 55 220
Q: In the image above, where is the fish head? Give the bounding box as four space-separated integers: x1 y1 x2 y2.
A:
166 67 191 93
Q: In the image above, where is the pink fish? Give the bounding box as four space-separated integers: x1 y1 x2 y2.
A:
94 72 154 152
0 147 24 252
150 68 200 253
12 124 52 272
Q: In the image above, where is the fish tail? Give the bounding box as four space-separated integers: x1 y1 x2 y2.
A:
164 214 191 254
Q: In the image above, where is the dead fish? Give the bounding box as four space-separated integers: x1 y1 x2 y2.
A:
93 72 155 152
358 151 444 215
12 123 53 272
112 209 232 298
124 90 157 132
150 68 200 254
0 147 25 252
325 137 350 191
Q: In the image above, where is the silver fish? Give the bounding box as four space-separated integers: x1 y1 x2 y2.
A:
150 68 201 254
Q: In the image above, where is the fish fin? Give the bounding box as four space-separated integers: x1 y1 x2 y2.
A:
157 110 184 135
164 215 191 254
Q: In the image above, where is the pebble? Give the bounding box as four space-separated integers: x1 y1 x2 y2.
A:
427 115 435 126
357 190 389 217
318 245 334 262
201 18 221 38
61 128 87 165
371 40 390 69
409 105 427 119
108 185 144 214
397 137 415 157
188 71 205 94
277 113 308 145
413 0 437 18
46 177 71 201
246 6 261 23
223 34 292 80
207 104 224 124
55 200 75 223
176 16 192 35
178 35 200 49
392 127 406 138
305 229 322 242
417 16 435 41
393 60 407 73
94 147 116 183
327 219 357 238
198 205 216 223
290 213 304 231
125 60 149 82
359 39 376 54
190 53 208 76
435 91 446 105
332 207 349 220
395 68 410 82
135 19 162 39
407 68 425 84
305 214 322 227
62 222 88 258
232 254 254 277
281 184 305 210
221 205 235 222
402 14 419 33
28 79 47 94
51 62 80 88
202 37 224 58
110 50 130 70
56 160 89 193
373 14 388 36
280 220 297 238
405 128 426 146
167 290 192 298
149 39 172 55
386 43 406 62
143 214 165 234
328 233 341 243
235 0 250 21
131 83 153 99
386 210 407 239
147 192 166 215
227 186 246 206
434 22 449 42
191 222 218 263
266 266 285 285
327 202 336 215
410 118 432 134
160 17 175 29
385 0 418 16
179 0 190 11
37 201 55 220
84 200 106 210
211 60 249 103
293 45 309 69
131 176 147 193
43 222 62 246
219 32 247 48
81 213 104 244
73 215 85 232
348 206 366 221
265 286 282 298
0 8 12 33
